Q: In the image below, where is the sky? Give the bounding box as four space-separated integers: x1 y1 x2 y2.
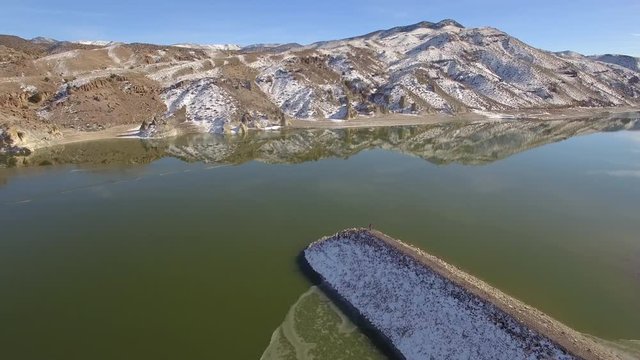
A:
1 0 639 56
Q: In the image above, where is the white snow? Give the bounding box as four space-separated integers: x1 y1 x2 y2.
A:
304 230 577 360
472 110 517 119
172 43 241 51
20 84 37 94
73 40 117 46
162 78 237 133
255 65 318 118
146 60 220 86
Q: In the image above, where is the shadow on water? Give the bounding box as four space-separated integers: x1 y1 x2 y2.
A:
260 286 387 360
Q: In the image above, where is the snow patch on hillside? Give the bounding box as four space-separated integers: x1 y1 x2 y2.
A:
73 40 117 47
162 78 238 133
147 60 219 86
255 64 328 119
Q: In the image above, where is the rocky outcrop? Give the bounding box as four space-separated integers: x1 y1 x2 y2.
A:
0 90 51 109
69 74 160 94
38 73 166 131
0 124 31 157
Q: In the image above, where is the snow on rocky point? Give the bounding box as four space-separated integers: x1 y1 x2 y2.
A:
304 229 581 360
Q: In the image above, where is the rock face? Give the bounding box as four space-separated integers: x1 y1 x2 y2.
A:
1 19 640 146
0 124 30 156
42 73 166 131
303 229 617 360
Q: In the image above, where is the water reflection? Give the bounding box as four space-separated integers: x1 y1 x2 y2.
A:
7 113 639 170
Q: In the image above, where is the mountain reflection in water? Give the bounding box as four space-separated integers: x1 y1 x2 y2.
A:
15 113 640 169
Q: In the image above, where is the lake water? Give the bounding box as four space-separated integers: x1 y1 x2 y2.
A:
1 114 640 359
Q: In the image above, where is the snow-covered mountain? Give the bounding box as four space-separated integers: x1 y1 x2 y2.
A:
2 19 639 138
251 19 639 119
172 43 241 51
72 40 119 46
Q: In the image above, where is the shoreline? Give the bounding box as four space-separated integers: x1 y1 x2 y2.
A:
302 228 632 360
12 106 640 152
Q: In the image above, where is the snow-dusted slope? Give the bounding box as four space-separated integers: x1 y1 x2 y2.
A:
72 40 118 46
245 19 640 120
3 19 640 136
162 78 239 133
589 54 640 73
172 43 241 51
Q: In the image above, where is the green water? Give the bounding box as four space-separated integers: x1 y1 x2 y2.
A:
1 116 640 359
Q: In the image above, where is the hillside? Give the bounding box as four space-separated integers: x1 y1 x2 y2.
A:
1 19 639 153
588 54 640 73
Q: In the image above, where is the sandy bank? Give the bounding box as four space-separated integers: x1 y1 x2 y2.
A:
303 229 626 360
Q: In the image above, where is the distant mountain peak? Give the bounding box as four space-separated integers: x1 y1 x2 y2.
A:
392 19 465 31
355 19 464 40
72 40 117 46
30 36 58 44
241 43 303 53
426 19 465 29
588 54 640 72
172 43 241 51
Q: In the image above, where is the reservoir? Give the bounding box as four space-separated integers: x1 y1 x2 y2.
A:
1 116 639 359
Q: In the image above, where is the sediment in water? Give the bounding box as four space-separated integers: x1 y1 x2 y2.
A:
302 228 623 360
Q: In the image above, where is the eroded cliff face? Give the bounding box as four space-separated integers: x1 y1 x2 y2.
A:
1 20 639 154
41 73 166 131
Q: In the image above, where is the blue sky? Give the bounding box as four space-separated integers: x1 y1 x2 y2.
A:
1 0 639 56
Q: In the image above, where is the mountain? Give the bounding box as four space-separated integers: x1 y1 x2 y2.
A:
1 19 639 152
30 36 58 44
71 40 114 46
589 54 640 73
241 43 303 53
172 43 241 51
